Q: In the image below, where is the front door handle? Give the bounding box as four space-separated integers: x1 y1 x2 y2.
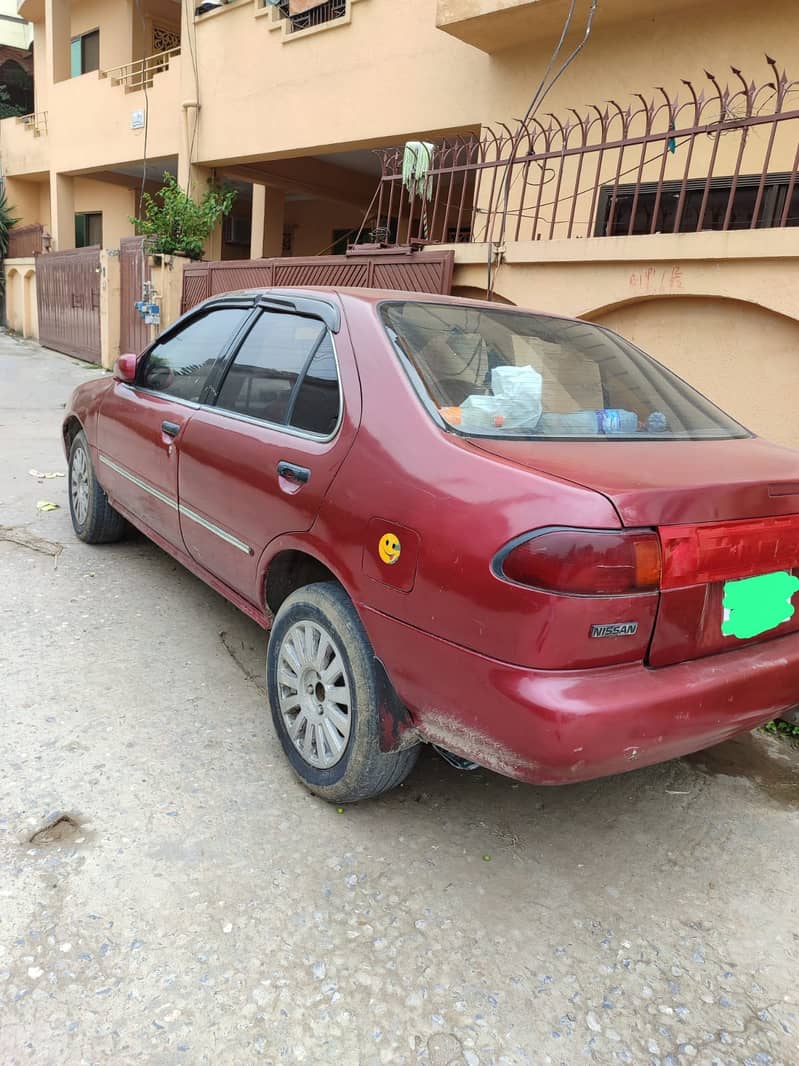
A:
277 461 311 485
162 420 181 438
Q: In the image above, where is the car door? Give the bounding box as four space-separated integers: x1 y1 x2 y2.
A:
96 303 253 547
176 304 360 601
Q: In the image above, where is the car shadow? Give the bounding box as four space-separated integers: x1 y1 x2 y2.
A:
119 532 799 834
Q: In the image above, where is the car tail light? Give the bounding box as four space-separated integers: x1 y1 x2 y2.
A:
495 528 661 596
660 514 799 589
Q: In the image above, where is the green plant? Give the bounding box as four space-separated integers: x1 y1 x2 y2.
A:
0 185 19 302
130 172 237 260
0 185 18 259
0 84 30 120
763 719 799 738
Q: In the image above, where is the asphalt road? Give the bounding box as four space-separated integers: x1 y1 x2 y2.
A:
1 332 798 1066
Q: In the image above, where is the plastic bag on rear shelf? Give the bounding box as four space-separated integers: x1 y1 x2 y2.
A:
459 365 543 432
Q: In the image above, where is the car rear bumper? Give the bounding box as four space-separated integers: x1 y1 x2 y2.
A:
361 606 799 784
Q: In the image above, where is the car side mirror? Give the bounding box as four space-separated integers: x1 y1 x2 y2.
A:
113 353 139 384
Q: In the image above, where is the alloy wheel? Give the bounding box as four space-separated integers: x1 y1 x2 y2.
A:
71 446 90 525
277 620 352 769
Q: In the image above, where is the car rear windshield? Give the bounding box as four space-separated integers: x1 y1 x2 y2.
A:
380 301 749 441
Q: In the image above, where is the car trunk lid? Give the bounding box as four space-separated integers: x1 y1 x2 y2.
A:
467 437 799 526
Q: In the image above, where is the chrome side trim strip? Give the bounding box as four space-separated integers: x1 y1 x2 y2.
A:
99 455 252 555
178 504 253 556
99 455 178 511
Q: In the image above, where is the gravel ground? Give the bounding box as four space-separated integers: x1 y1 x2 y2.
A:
1 333 798 1066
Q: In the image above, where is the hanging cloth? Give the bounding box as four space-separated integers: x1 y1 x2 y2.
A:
402 142 435 201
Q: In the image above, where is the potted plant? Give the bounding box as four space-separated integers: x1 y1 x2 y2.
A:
130 172 237 261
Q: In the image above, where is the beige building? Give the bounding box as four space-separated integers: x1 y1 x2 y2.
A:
2 0 799 446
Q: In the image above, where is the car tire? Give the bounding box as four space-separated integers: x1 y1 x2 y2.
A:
68 431 126 544
266 581 419 803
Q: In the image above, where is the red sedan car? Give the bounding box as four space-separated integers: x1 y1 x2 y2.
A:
64 288 799 802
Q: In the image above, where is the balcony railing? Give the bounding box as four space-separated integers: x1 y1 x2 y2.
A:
371 58 799 248
99 47 181 93
15 111 47 137
274 0 347 33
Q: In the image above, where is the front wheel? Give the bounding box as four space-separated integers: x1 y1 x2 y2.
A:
68 431 126 544
266 582 419 803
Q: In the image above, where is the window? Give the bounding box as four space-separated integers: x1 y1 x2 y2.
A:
70 30 100 78
381 301 748 441
274 0 347 34
140 308 250 403
224 215 251 248
75 212 102 248
290 337 341 434
595 173 799 236
216 311 340 434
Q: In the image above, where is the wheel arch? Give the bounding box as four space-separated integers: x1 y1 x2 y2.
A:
263 547 340 619
62 414 84 459
259 540 417 753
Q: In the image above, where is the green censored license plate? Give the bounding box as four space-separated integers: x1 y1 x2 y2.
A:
722 571 799 640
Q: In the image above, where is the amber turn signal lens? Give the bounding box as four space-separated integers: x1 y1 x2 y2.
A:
634 536 662 591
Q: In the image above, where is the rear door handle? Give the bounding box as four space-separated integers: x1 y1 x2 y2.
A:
162 420 181 438
277 461 311 485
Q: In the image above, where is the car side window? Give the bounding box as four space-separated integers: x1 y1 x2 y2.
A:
139 308 249 403
215 311 340 434
289 334 341 435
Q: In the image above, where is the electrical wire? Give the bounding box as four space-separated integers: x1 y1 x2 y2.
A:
488 0 599 296
184 1 202 195
340 3 595 276
350 183 382 247
312 182 382 257
133 0 151 306
134 0 149 220
478 134 693 233
312 223 365 258
479 77 783 238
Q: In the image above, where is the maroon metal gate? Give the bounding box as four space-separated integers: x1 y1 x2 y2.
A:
120 236 151 356
36 247 102 363
181 248 455 313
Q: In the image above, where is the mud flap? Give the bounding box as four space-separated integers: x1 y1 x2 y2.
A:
374 658 419 753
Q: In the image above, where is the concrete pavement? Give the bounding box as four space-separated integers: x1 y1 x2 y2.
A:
0 331 798 1066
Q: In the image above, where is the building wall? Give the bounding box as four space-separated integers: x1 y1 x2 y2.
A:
70 0 131 70
187 0 796 166
73 177 136 248
593 298 799 450
284 200 368 258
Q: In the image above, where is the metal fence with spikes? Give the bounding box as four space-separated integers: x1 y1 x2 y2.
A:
372 59 799 247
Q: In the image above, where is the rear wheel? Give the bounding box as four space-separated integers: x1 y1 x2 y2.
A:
68 431 126 544
266 581 419 803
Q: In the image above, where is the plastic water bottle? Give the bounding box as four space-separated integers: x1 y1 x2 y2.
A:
646 411 668 433
595 409 638 434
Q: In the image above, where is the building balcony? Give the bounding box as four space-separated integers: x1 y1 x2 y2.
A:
2 49 182 179
0 111 50 177
435 0 700 52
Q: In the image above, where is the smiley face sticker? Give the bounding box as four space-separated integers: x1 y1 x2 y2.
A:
378 532 402 566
